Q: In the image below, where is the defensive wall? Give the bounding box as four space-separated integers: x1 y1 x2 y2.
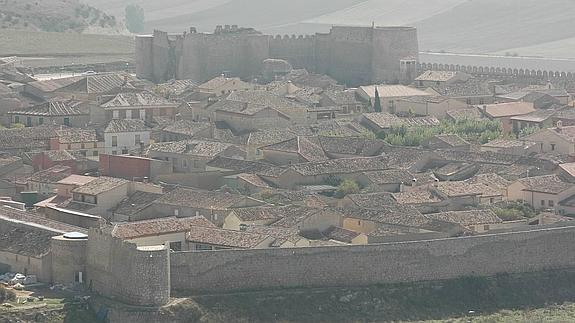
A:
417 62 575 80
136 25 419 86
170 224 575 294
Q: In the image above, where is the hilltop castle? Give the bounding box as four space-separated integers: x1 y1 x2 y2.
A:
135 25 419 86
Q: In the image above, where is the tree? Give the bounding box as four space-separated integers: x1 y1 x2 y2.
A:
125 4 144 33
335 179 360 198
373 87 382 112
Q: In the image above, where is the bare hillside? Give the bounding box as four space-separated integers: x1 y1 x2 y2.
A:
85 0 575 59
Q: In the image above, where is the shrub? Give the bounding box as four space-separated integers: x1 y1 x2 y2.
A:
0 285 16 303
335 179 359 198
125 4 145 33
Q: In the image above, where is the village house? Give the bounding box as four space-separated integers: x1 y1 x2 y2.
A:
360 112 440 134
93 91 178 125
317 136 388 159
496 90 561 109
414 70 472 88
323 226 368 245
510 109 557 135
244 225 310 248
24 165 73 197
430 181 483 207
507 175 575 212
481 139 540 155
425 210 506 233
193 75 254 99
110 190 164 222
479 102 536 134
7 99 89 128
187 226 274 250
160 120 213 142
524 123 575 156
425 134 470 151
259 136 328 165
356 84 433 113
223 207 285 231
392 189 448 213
50 128 103 157
104 119 151 155
138 187 266 225
319 89 364 114
111 216 215 251
0 125 58 154
394 95 467 118
147 139 245 173
430 78 495 105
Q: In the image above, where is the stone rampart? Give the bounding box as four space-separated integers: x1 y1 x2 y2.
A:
170 224 575 293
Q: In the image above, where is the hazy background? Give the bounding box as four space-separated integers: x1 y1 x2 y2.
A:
84 0 575 59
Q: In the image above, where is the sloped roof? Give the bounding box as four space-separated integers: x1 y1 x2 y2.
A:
112 216 214 240
101 91 176 108
482 102 536 118
8 99 85 116
359 84 432 98
105 119 151 133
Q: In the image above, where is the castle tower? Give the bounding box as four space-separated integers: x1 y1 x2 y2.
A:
135 35 154 81
371 26 419 84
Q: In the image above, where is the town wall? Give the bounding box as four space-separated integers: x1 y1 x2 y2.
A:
170 224 575 293
50 235 87 284
86 227 170 306
138 25 420 86
418 62 575 80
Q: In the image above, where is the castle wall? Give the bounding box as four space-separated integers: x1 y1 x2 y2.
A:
269 35 316 73
86 228 170 306
51 235 87 284
372 27 419 84
170 224 575 293
151 30 172 83
326 26 375 86
135 36 154 81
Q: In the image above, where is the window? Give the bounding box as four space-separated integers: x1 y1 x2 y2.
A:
122 149 128 154
135 134 141 145
38 117 44 125
541 200 545 206
182 159 188 168
63 117 70 126
14 116 19 124
112 110 119 119
81 143 85 149
112 150 117 155
549 200 554 207
551 143 556 151
139 109 146 120
93 151 98 156
112 136 118 147
26 117 32 127
483 225 490 231
126 109 132 119
80 150 87 156
174 209 179 216
169 241 182 251
489 198 494 204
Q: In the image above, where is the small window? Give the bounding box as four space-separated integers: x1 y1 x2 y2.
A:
551 143 556 151
549 200 555 207
122 149 128 154
358 220 361 225
38 117 44 125
483 224 490 231
63 117 70 126
135 134 141 145
112 136 118 147
489 198 494 204
81 143 85 149
174 209 179 216
113 110 119 119
93 151 98 156
541 200 545 206
26 117 32 127
14 116 19 124
169 241 182 251
112 150 117 155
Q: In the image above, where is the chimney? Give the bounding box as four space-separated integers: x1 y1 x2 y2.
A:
556 120 563 132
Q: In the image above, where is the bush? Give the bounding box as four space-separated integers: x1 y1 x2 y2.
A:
335 179 359 198
0 285 16 303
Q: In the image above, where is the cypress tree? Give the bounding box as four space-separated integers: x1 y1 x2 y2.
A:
373 87 382 112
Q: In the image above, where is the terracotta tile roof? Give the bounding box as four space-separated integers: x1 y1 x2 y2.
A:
362 112 439 129
289 155 389 176
334 205 429 228
518 175 572 194
56 128 97 143
154 187 259 210
43 150 76 162
426 210 502 226
346 192 398 209
111 191 163 216
207 157 285 177
481 102 536 118
149 139 234 158
72 176 129 196
186 226 270 249
236 173 272 188
359 84 432 99
104 119 151 133
8 99 85 116
363 169 414 185
446 107 482 121
432 134 470 147
318 136 387 156
392 189 443 204
101 91 176 108
57 175 96 186
162 120 211 137
244 225 303 247
27 165 71 184
229 207 285 222
112 216 214 240
261 136 328 162
465 173 511 192
433 181 484 197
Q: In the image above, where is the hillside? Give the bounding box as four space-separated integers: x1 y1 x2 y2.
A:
0 0 123 33
85 0 575 59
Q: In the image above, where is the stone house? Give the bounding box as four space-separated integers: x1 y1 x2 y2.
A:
430 181 483 208
496 91 561 109
50 128 103 157
425 210 507 233
69 176 133 216
356 84 433 112
360 112 440 134
479 102 536 134
395 95 467 118
524 123 575 156
335 205 433 235
317 136 388 159
104 119 151 155
139 187 266 225
223 206 286 231
425 134 470 151
259 136 328 165
430 78 494 105
392 189 448 213
187 226 274 250
194 76 254 99
160 120 213 142
320 89 364 114
211 100 292 132
324 226 368 245
244 225 310 248
481 139 540 155
507 175 575 212
234 173 273 194
111 216 215 251
510 109 557 135
93 91 178 125
24 165 73 197
7 100 89 127
147 139 245 173
358 169 415 192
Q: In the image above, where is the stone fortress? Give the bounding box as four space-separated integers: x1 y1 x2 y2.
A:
135 24 419 86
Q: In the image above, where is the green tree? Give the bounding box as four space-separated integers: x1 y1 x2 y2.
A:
373 87 382 112
125 4 144 33
335 179 360 198
519 126 540 138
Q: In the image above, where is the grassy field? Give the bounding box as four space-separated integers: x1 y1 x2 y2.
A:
0 29 134 56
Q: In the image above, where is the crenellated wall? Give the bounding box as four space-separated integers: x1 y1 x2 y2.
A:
136 25 420 86
418 62 575 80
